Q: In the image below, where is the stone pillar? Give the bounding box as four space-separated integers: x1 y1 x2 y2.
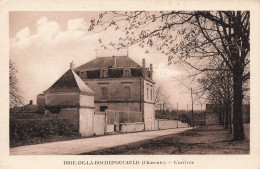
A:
79 108 94 136
78 94 95 136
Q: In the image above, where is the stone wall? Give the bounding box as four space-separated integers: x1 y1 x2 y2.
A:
45 93 80 106
80 95 95 107
59 108 79 120
120 122 144 133
157 119 177 129
178 122 189 128
106 125 114 133
154 119 188 130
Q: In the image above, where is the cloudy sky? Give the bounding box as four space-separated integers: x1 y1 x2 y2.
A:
10 11 203 110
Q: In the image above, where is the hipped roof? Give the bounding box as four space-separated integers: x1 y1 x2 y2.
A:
44 69 94 95
75 56 141 70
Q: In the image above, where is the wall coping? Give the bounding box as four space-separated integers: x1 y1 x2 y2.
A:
120 122 144 125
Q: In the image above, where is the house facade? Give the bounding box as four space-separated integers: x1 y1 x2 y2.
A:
73 56 156 130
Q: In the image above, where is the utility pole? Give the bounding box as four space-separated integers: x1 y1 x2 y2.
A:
191 88 194 128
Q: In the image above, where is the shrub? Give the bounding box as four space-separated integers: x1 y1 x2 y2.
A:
10 118 79 146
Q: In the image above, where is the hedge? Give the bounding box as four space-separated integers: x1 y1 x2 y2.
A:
10 118 79 146
9 112 58 119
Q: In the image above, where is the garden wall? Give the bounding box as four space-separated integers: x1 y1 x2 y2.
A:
120 122 144 133
155 119 188 130
157 119 177 129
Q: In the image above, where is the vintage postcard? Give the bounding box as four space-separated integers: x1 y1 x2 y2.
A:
0 0 260 169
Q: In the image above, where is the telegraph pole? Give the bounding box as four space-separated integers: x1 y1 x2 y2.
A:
191 88 194 128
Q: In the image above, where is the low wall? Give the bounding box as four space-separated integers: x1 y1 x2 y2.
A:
106 125 114 133
120 122 144 133
154 120 159 130
156 119 188 130
178 122 189 128
93 114 105 135
158 119 177 130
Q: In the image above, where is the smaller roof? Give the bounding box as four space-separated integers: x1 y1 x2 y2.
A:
44 69 94 95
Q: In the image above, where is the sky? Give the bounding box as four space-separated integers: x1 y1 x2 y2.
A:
9 11 204 110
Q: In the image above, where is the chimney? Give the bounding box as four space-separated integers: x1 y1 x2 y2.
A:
142 58 146 77
142 58 146 68
150 64 153 80
29 100 33 105
113 55 117 67
70 61 75 69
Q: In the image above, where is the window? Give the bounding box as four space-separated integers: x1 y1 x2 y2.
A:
124 86 130 99
102 69 106 78
147 87 149 100
125 70 130 77
101 87 108 100
108 68 123 78
86 70 100 79
100 106 108 112
150 89 153 101
131 68 143 77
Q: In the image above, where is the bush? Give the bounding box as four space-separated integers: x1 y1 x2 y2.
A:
9 112 58 119
10 118 79 146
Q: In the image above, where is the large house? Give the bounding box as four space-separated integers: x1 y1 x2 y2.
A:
37 56 156 131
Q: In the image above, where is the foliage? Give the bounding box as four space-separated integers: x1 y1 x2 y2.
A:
154 84 172 112
10 117 79 147
9 60 24 108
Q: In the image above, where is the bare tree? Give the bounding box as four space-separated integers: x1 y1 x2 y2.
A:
198 67 233 132
89 11 250 140
9 60 24 108
154 84 171 114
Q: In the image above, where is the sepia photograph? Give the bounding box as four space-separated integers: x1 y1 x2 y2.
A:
1 1 260 169
9 11 250 155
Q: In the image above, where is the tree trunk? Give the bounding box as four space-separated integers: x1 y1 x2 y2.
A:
232 67 245 140
229 103 232 133
224 103 229 129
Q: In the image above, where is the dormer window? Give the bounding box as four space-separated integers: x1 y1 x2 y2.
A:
124 69 130 77
101 69 107 78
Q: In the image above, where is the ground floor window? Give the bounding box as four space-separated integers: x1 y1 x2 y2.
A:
100 106 108 112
